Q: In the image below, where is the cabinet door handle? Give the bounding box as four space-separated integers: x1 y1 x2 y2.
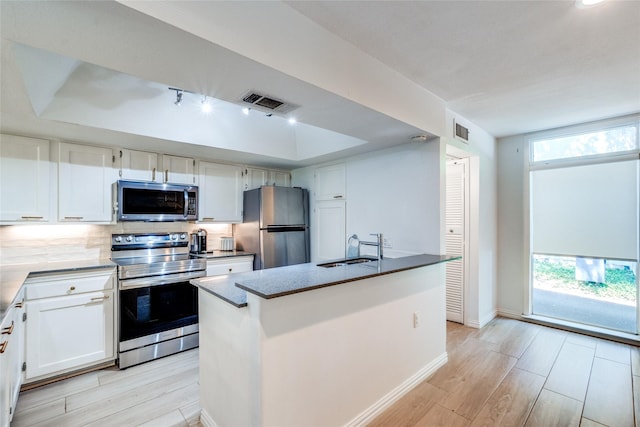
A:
69 286 76 292
228 268 233 272
90 295 110 302
1 321 14 335
165 169 169 183
20 216 44 220
0 341 7 354
152 167 156 181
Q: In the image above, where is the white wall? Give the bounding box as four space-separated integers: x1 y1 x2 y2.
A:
292 140 445 260
496 134 528 317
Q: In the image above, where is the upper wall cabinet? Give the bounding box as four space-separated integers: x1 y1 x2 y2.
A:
0 134 51 222
244 167 268 190
119 149 159 182
315 163 346 200
58 142 114 223
162 155 196 185
198 162 243 223
244 167 291 190
271 170 291 187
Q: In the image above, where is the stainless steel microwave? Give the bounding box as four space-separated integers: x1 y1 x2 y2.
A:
116 180 198 222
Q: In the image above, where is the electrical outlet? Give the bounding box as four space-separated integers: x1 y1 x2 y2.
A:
383 238 392 248
413 311 420 328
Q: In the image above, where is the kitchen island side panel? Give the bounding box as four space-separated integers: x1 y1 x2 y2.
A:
198 263 447 427
198 291 257 427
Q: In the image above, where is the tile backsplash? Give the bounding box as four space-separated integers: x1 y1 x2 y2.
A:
0 223 233 265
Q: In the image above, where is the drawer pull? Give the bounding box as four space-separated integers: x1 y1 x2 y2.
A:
90 295 110 302
14 301 23 309
69 286 76 291
228 268 233 272
0 341 7 354
333 195 343 199
202 217 215 221
1 321 14 335
63 216 84 220
21 216 44 220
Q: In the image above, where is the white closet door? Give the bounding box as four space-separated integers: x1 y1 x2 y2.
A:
446 160 466 323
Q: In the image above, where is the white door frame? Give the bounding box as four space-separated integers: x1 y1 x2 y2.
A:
445 154 471 325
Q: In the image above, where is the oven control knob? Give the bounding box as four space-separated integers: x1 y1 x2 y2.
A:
179 233 187 240
171 234 178 240
126 235 133 242
114 236 122 243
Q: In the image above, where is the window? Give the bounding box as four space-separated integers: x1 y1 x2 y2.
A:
531 124 638 163
529 117 640 334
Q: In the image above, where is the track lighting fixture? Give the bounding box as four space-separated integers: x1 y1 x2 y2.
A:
169 87 184 106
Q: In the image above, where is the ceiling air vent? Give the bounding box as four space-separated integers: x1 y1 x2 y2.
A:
240 91 298 114
454 120 470 143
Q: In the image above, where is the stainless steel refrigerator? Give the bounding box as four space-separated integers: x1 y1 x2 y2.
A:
235 186 310 270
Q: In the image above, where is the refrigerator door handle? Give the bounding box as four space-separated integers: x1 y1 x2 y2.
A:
264 225 307 232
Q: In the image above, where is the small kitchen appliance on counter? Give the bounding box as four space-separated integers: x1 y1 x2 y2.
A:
220 236 235 251
190 229 207 254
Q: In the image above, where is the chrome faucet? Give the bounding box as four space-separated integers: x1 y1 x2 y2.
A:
359 233 383 261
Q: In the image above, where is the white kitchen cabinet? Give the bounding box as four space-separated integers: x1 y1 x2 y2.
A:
119 149 159 182
58 142 114 222
315 163 346 200
0 134 50 222
314 200 346 262
206 256 254 277
24 269 115 382
198 162 243 223
1 289 25 425
162 154 196 185
270 170 291 187
244 167 291 190
243 167 269 190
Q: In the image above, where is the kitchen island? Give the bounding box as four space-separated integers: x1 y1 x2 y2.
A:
191 255 455 427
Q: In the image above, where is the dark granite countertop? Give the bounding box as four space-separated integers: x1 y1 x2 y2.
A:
1 259 115 320
192 254 458 308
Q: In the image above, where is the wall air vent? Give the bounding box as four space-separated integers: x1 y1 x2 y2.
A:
454 120 470 143
240 91 299 114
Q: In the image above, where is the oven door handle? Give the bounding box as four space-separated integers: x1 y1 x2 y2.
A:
119 270 205 290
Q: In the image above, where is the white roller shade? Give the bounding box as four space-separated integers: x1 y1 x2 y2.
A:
531 159 639 260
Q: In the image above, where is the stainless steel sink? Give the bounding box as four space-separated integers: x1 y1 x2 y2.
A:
317 257 378 268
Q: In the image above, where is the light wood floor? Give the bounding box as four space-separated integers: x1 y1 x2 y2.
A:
371 318 639 427
11 349 201 427
11 317 640 426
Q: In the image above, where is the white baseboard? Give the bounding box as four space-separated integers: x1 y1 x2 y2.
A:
467 310 497 329
200 409 217 427
497 308 522 319
479 310 498 327
345 352 449 427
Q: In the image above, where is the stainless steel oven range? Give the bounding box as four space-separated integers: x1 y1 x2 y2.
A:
111 232 205 368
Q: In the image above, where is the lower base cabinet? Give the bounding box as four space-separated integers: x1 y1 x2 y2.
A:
1 289 24 426
24 269 115 382
206 256 254 277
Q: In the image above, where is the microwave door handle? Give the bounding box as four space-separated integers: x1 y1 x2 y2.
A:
184 189 189 218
